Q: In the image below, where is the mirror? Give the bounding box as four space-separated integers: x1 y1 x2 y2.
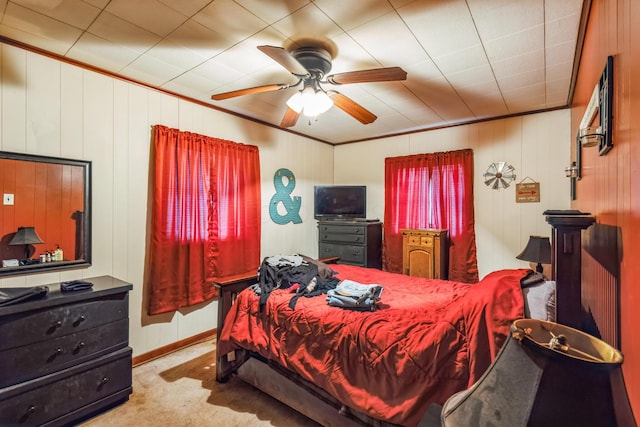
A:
0 151 91 277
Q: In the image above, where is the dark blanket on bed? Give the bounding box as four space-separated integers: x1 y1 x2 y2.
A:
218 264 527 427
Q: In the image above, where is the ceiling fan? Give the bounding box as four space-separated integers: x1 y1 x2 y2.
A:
210 44 407 128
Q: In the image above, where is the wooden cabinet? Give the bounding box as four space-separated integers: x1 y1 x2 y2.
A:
318 220 382 269
401 229 448 279
0 276 132 426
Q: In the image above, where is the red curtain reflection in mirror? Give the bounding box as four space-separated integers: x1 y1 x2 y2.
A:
383 149 478 283
148 125 261 315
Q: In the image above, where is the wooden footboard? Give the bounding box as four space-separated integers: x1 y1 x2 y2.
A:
213 272 256 382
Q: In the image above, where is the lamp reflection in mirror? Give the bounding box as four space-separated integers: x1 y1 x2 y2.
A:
441 319 636 427
287 86 333 118
516 235 551 274
9 226 44 261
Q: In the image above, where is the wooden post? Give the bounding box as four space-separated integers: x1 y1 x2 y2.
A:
545 214 595 329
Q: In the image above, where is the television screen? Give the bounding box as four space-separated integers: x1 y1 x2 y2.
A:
314 185 366 220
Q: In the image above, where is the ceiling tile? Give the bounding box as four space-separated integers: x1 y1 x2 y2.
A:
314 0 394 31
67 32 141 72
468 0 543 42
11 0 101 29
105 0 188 37
191 0 268 46
271 2 344 43
233 0 309 26
483 26 543 62
433 45 488 75
158 0 213 17
1 3 82 54
347 11 429 68
120 53 187 86
398 0 480 58
87 11 161 54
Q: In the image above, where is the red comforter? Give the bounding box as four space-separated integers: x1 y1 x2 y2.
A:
218 264 527 427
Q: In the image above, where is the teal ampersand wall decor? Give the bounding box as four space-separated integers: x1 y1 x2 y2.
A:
269 168 302 224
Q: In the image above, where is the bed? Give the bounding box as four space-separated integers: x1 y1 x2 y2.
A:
215 214 597 427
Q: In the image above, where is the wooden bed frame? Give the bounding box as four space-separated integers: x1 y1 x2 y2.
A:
214 214 598 426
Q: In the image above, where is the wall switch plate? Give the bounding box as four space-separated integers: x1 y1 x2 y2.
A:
3 193 14 205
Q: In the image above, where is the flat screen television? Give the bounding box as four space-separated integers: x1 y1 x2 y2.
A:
314 185 366 220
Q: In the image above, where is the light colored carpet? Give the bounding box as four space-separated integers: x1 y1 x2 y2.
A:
79 340 321 427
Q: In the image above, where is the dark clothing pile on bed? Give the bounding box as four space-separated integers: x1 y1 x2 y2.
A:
252 254 340 311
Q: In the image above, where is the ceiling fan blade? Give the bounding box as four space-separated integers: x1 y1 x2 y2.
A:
211 84 289 100
258 45 309 76
280 107 300 128
329 92 377 124
326 67 407 85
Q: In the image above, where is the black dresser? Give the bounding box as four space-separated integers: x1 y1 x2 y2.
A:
318 220 382 269
0 276 133 426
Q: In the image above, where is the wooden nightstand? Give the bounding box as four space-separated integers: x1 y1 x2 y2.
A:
401 229 448 279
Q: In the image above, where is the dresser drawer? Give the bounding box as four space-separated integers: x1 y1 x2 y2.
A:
0 293 128 351
0 318 128 388
0 347 132 426
407 235 434 247
319 223 365 236
319 231 366 244
319 243 366 265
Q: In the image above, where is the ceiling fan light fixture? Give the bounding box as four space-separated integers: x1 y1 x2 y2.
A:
286 86 333 117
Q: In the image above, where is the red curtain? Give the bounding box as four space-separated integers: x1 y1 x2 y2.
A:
148 125 261 315
383 149 478 283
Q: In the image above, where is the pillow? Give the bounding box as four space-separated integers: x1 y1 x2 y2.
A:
522 280 556 322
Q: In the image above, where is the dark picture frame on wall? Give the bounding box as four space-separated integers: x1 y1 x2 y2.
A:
571 55 614 200
598 55 614 156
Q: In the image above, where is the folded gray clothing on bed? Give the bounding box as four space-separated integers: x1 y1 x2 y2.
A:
326 279 383 311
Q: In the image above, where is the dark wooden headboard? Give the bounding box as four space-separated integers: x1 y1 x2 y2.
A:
546 214 596 332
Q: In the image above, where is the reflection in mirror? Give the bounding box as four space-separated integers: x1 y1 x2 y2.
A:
0 151 91 277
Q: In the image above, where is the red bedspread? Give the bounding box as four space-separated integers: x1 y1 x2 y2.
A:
218 264 527 426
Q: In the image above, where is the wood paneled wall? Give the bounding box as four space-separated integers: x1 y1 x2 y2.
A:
570 0 640 419
0 159 83 261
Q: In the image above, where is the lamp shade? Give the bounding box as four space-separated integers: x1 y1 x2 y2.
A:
9 226 44 260
441 319 636 426
516 235 551 273
9 227 44 245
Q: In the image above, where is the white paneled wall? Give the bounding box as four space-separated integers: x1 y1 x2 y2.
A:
0 44 333 356
334 111 571 279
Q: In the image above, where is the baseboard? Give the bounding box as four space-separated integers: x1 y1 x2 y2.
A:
132 329 216 367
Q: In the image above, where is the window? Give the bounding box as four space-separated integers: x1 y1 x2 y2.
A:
383 149 478 283
147 125 261 315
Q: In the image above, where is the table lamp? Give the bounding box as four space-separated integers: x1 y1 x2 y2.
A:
516 235 551 273
9 226 45 262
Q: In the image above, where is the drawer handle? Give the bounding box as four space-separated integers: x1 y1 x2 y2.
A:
53 347 63 356
55 320 63 328
73 315 86 326
27 404 37 414
75 341 86 353
100 376 109 384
